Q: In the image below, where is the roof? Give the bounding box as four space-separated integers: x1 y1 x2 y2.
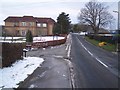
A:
4 16 55 23
35 17 55 23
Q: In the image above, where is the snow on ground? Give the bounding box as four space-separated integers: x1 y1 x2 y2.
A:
0 36 65 43
33 36 65 42
0 40 26 43
0 37 24 40
73 32 87 35
0 57 44 89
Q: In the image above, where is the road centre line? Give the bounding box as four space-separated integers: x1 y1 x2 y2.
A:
76 37 108 68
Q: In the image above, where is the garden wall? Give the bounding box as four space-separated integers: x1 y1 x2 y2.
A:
2 43 25 68
32 36 67 48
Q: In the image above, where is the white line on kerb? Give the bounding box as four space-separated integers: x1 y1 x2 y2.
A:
66 44 69 51
76 37 108 68
67 44 71 57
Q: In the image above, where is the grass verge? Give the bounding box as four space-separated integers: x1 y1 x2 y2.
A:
85 36 116 52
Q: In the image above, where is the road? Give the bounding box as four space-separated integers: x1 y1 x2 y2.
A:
70 33 119 88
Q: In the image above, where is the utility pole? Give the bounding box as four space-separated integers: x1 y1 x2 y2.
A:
113 1 120 52
118 1 120 31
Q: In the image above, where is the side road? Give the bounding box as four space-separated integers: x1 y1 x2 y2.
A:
18 35 73 88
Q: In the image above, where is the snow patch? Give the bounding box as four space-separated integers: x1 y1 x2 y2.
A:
63 74 66 77
29 84 36 88
43 48 46 50
0 57 44 89
0 36 65 43
33 36 65 42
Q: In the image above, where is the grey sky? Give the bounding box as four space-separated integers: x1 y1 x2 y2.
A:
0 0 119 30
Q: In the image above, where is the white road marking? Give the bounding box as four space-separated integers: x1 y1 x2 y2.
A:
67 34 72 57
29 84 36 88
95 58 108 68
66 44 69 51
64 59 75 88
67 44 71 57
87 50 94 56
76 37 108 68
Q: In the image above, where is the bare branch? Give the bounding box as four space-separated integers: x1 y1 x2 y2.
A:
78 1 114 34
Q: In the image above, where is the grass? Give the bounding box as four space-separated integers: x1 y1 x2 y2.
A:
85 36 116 52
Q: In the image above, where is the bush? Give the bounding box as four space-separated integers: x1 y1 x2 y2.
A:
26 30 33 43
2 43 24 67
87 34 115 44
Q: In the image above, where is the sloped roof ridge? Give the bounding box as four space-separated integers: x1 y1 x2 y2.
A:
4 16 55 23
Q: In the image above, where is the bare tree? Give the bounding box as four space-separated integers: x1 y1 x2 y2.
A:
78 1 114 34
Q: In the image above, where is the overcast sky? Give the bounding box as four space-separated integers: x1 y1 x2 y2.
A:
0 0 119 30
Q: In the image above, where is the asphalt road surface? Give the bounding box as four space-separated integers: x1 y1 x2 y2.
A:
70 33 119 88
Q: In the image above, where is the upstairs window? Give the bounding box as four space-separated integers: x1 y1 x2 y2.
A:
13 22 19 26
37 23 47 27
42 23 47 27
22 22 26 26
29 22 33 26
37 23 42 27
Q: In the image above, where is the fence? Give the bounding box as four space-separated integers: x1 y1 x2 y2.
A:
2 43 25 68
32 37 67 48
31 35 67 48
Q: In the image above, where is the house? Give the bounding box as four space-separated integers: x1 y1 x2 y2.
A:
4 16 55 36
0 25 2 36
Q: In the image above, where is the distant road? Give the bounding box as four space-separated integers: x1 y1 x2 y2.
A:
70 33 118 88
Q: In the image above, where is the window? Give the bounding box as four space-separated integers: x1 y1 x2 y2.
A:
43 23 47 27
37 23 47 27
21 30 26 36
13 22 18 26
37 23 42 27
29 22 33 26
22 22 26 26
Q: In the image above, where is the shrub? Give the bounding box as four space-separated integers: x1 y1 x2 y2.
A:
26 30 33 43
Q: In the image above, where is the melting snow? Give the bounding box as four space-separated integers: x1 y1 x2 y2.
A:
33 36 65 42
0 57 44 89
0 36 65 43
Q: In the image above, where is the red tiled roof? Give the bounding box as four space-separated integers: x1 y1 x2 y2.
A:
22 16 36 22
4 16 55 23
4 16 21 22
35 17 55 23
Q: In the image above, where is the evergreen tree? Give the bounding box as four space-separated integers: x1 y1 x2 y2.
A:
53 23 61 35
26 30 33 42
53 12 71 34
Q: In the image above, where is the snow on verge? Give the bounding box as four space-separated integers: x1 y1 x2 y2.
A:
0 57 44 89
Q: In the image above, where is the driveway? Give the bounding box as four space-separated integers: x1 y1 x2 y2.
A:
18 36 73 88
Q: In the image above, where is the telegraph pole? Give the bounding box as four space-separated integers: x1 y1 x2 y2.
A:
113 1 120 52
